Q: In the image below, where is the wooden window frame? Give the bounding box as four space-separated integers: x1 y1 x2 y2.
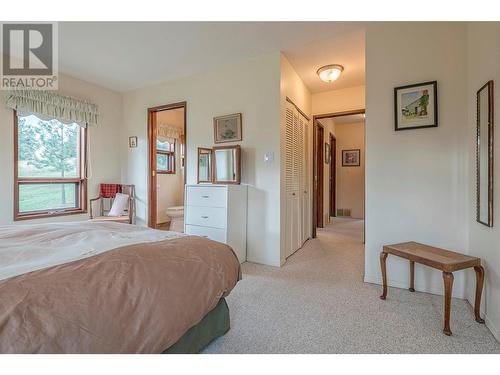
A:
14 111 88 221
156 139 176 174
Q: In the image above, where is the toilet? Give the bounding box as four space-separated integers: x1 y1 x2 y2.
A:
166 206 184 232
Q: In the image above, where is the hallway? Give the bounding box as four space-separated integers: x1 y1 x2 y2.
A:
204 219 500 353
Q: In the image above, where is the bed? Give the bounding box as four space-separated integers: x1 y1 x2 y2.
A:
0 221 241 353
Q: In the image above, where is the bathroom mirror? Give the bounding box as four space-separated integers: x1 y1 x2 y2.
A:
213 145 241 184
197 148 213 183
476 80 494 227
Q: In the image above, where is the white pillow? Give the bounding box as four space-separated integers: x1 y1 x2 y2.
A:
108 193 129 217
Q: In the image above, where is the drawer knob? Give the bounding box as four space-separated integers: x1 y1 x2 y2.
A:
201 195 210 198
201 215 209 219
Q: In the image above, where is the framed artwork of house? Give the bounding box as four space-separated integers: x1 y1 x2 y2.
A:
394 81 438 131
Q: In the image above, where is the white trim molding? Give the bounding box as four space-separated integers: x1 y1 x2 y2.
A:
364 274 466 299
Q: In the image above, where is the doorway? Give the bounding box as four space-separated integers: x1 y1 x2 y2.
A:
147 101 186 229
329 133 336 217
312 109 365 238
313 122 325 235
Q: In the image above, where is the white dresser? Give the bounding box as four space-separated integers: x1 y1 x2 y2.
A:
184 184 247 263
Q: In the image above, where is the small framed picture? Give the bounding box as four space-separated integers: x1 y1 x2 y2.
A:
129 136 137 148
342 149 360 167
394 81 438 131
214 113 242 143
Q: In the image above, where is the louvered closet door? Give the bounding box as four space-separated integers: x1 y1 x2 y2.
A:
285 103 310 258
291 110 301 253
284 104 295 258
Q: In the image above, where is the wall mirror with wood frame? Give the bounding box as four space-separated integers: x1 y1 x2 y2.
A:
213 145 241 184
197 147 213 183
477 80 494 227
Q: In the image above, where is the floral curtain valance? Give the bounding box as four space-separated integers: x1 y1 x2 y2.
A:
157 123 184 140
5 90 99 127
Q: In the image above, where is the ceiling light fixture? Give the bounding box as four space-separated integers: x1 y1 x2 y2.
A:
317 64 344 83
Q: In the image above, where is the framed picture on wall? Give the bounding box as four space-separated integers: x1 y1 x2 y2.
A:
394 81 438 131
213 113 242 143
342 149 360 167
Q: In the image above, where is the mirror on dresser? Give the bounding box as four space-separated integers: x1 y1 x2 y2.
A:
197 148 213 183
213 145 241 184
476 80 494 227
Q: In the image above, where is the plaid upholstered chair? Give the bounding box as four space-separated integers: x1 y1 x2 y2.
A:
89 184 136 224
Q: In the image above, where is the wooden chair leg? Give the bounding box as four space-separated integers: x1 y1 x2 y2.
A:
380 252 388 300
442 271 454 336
409 260 415 292
474 265 485 324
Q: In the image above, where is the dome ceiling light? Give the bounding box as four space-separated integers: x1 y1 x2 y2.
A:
317 64 344 83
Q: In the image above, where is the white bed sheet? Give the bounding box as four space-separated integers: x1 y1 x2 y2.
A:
0 221 184 281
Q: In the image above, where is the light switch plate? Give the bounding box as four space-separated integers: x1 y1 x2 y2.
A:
264 152 274 163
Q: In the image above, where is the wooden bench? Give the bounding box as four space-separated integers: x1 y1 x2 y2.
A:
379 241 485 336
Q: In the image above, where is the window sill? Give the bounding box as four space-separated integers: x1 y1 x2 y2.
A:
14 208 88 221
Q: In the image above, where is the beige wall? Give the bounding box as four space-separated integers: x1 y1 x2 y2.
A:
279 54 312 265
155 109 185 224
122 52 282 266
465 22 500 341
0 73 123 225
312 85 365 115
312 86 366 225
365 23 469 299
335 121 365 219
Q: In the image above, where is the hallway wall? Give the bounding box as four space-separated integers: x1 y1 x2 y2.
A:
465 22 500 341
335 121 365 219
365 22 469 298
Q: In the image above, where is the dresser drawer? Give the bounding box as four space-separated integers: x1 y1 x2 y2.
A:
185 225 227 243
185 206 227 229
186 186 227 208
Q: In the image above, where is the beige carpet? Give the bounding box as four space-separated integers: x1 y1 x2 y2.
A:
203 218 500 353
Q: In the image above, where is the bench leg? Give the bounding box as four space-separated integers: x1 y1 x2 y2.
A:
409 260 415 292
442 271 454 336
380 252 388 300
474 266 485 324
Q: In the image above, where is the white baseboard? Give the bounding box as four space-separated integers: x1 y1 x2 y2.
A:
484 313 500 342
465 293 500 343
364 274 465 299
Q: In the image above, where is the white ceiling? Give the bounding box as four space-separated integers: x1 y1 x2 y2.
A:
58 22 366 93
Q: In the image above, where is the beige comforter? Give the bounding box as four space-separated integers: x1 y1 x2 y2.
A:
0 234 240 353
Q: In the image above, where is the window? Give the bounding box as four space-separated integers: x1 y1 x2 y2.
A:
156 138 175 174
14 112 87 220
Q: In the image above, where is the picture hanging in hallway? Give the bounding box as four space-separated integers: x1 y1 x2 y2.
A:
342 149 360 167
